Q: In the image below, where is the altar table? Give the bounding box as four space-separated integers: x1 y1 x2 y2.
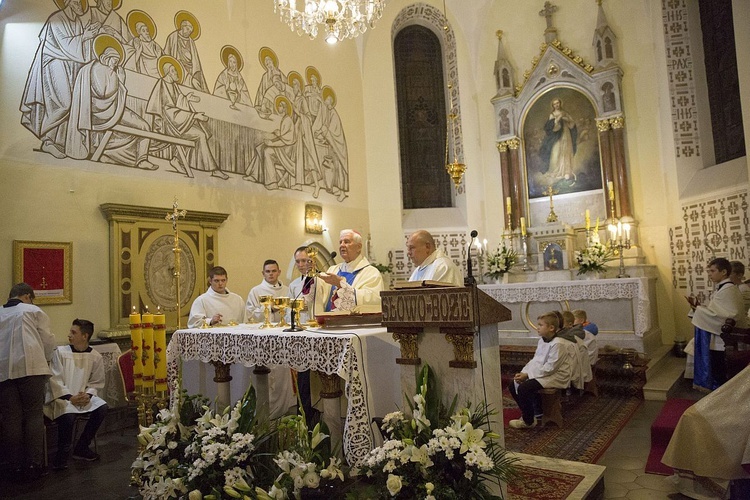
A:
480 277 661 353
166 325 400 466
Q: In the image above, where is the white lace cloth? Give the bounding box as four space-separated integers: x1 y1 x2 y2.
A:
480 277 650 336
92 342 125 407
167 326 396 466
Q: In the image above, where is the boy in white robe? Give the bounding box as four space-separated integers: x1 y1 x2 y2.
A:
246 260 290 323
44 319 108 469
188 266 246 328
508 311 577 429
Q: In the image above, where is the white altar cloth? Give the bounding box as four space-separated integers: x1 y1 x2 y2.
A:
166 325 400 466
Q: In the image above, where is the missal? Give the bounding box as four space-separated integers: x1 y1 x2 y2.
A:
391 280 459 289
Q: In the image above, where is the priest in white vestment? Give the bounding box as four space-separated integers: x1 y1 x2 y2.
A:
44 319 108 468
188 266 246 328
406 230 463 286
313 229 384 315
662 363 750 499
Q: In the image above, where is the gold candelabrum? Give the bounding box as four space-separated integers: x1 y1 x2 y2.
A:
543 185 559 223
606 181 631 278
259 294 274 328
273 296 290 328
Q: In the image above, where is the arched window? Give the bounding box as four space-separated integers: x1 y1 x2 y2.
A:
604 37 613 59
596 40 603 61
394 25 452 209
502 68 510 88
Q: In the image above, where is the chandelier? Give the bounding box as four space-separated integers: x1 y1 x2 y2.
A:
274 0 387 44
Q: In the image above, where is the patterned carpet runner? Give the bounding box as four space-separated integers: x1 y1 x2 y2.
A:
508 466 584 500
502 391 642 463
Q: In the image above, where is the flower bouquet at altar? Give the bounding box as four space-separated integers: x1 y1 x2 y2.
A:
256 413 347 500
132 387 276 499
350 365 518 499
574 241 613 276
486 245 517 281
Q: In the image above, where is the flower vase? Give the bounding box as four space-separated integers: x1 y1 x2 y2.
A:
491 274 509 284
578 271 602 280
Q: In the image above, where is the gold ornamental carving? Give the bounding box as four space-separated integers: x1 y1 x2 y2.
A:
392 331 421 365
497 141 508 153
445 331 477 369
515 39 594 95
596 119 611 132
212 361 233 383
506 138 520 150
609 116 625 129
316 371 343 398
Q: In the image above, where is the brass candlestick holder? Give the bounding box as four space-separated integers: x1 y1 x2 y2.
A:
274 296 290 328
259 294 274 328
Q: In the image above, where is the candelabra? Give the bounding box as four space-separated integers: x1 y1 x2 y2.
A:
606 180 631 278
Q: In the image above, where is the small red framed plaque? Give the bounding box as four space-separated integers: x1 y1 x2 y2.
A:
13 240 72 304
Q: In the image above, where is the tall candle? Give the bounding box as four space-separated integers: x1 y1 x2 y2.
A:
129 307 142 390
506 197 512 215
153 308 167 393
520 217 526 236
607 181 615 201
141 309 155 391
624 223 631 241
585 209 591 230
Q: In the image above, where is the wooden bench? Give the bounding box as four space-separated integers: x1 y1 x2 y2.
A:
539 388 563 427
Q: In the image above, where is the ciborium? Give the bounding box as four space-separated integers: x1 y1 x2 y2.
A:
259 294 274 329
274 296 290 328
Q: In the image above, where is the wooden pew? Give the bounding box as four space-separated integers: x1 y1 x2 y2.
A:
721 318 750 379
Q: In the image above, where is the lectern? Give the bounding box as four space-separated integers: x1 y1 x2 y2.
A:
381 285 511 430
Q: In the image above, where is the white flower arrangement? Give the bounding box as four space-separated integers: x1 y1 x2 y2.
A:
132 388 272 500
574 241 613 275
354 365 518 499
485 245 517 279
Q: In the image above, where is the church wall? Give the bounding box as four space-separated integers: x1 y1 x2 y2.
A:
0 0 370 341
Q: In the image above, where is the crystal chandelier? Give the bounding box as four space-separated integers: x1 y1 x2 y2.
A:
274 0 387 44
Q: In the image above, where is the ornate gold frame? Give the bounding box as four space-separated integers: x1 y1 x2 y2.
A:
13 240 72 304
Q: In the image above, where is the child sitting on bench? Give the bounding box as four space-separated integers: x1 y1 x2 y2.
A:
508 311 577 429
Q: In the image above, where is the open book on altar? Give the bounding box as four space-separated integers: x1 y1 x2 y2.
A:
314 304 382 326
391 280 460 289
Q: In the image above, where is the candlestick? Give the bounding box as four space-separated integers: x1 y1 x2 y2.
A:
129 308 143 390
153 310 167 393
520 217 526 236
141 311 155 390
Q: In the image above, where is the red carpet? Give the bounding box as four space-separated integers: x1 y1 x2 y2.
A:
507 466 584 499
645 398 696 475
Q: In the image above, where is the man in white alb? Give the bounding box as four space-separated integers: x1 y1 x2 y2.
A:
313 229 384 314
406 230 463 286
188 266 246 328
288 247 315 325
246 260 290 323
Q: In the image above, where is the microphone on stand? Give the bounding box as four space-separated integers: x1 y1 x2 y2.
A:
465 230 478 286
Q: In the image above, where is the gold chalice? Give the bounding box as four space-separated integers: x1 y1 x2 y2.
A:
274 296 290 328
287 298 306 331
259 294 274 329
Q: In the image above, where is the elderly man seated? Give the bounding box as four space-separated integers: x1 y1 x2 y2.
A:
313 229 384 314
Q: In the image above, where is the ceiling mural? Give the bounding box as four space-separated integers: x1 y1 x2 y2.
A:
19 0 349 202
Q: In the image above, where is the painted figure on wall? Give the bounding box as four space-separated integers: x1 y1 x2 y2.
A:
88 0 131 46
20 0 100 159
247 95 296 190
213 45 252 109
304 66 323 120
124 10 162 78
289 71 323 197
145 56 227 179
259 73 292 117
523 88 602 199
164 11 207 92
66 35 156 169
255 47 284 112
314 86 348 202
